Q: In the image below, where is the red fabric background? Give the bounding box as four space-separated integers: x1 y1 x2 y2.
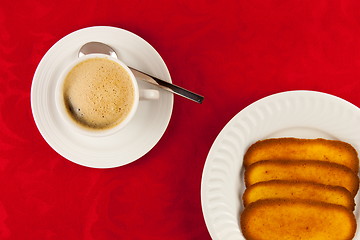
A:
1 0 360 239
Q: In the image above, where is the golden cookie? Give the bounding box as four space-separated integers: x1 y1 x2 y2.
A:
244 138 359 173
241 199 356 240
243 180 355 210
244 160 359 196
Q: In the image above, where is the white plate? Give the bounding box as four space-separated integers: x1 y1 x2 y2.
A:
201 90 360 240
31 26 173 168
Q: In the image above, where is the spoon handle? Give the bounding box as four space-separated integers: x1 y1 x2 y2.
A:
129 67 204 104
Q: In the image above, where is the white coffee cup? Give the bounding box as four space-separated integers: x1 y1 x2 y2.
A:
55 54 158 137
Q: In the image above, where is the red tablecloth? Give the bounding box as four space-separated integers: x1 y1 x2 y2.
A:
1 0 360 239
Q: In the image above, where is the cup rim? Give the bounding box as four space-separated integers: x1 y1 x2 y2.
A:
55 53 139 137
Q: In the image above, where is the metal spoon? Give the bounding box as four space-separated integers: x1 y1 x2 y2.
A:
79 42 204 103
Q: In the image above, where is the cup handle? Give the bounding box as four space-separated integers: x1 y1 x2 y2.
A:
139 89 159 100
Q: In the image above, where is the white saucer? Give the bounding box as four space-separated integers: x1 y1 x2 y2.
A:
31 26 173 168
201 90 360 240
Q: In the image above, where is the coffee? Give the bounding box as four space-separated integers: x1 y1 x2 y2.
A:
62 57 135 130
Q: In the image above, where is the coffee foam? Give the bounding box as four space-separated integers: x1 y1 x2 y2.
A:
62 58 134 130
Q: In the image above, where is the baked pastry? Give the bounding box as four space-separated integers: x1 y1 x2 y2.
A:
243 180 355 210
240 199 356 240
243 138 359 173
244 160 359 196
